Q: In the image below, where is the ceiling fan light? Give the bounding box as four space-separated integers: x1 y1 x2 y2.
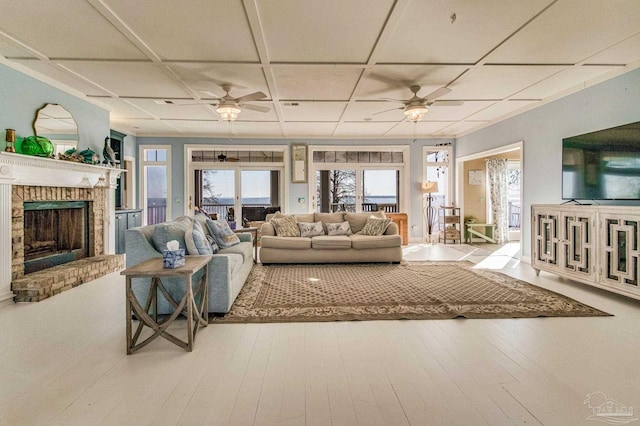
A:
216 105 242 122
404 105 428 122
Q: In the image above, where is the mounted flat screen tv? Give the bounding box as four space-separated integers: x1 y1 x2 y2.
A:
562 121 640 200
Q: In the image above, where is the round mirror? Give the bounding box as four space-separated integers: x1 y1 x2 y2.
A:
33 104 78 155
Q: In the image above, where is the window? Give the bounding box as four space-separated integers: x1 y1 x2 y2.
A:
140 146 171 225
423 145 453 240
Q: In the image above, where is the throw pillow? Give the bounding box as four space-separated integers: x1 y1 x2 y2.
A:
345 211 386 234
271 215 301 237
205 219 241 249
151 218 191 252
326 221 352 236
360 217 393 236
185 219 213 255
206 235 220 254
315 212 345 233
298 221 324 238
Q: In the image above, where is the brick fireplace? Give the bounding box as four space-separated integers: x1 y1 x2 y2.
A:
0 152 124 304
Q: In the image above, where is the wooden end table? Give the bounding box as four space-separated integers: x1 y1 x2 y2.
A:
120 255 211 354
233 226 259 263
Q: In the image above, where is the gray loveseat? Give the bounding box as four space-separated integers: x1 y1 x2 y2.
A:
260 211 402 264
125 215 253 314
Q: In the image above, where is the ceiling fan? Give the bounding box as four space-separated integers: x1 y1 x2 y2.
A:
375 85 463 122
192 84 270 122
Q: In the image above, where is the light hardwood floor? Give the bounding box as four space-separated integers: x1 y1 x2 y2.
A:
1 243 639 426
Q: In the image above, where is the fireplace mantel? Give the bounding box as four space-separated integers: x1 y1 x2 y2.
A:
0 152 123 306
0 152 122 188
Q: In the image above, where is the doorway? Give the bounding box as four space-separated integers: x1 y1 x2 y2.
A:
456 142 523 246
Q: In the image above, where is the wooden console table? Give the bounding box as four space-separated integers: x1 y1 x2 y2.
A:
120 255 211 354
386 213 408 245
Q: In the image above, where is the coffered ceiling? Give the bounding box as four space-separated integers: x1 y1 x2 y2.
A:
1 0 639 139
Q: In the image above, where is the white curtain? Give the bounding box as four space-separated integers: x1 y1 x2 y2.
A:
486 158 509 243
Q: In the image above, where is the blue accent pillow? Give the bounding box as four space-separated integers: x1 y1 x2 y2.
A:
206 235 220 254
151 218 190 252
185 219 213 255
205 219 241 249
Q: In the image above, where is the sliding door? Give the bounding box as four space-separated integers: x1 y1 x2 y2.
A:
311 147 407 214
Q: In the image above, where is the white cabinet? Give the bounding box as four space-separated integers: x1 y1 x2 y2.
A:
532 205 640 300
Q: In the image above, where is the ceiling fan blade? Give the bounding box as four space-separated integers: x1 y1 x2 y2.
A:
379 97 406 103
178 101 217 107
367 73 411 88
372 107 403 116
242 104 270 113
431 100 464 106
235 91 267 103
197 89 221 99
423 87 451 101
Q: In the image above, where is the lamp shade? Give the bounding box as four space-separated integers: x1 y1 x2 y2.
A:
404 105 428 122
216 105 242 122
421 181 438 193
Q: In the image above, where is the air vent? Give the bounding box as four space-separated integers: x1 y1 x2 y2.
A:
283 102 299 107
154 100 174 105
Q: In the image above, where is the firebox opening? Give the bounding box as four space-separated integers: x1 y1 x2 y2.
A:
23 201 90 274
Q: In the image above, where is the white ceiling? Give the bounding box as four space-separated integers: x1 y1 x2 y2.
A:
1 0 639 139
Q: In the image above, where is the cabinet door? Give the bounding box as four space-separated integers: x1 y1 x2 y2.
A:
532 207 560 271
600 214 640 297
559 211 596 281
115 213 126 254
127 211 142 229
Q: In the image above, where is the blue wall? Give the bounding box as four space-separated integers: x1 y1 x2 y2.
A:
0 63 109 154
136 136 453 238
457 67 640 257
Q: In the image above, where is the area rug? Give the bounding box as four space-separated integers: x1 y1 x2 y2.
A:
210 262 610 323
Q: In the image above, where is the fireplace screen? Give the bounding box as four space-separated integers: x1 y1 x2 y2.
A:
23 201 90 274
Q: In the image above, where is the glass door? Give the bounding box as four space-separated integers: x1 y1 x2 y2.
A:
315 169 357 212
200 169 236 221
315 168 400 213
362 169 399 213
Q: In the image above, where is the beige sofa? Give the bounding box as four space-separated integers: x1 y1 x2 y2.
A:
260 212 403 264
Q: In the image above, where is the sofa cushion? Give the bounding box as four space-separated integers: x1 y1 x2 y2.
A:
311 235 351 249
345 211 386 234
360 217 393 236
261 235 312 250
326 221 352 236
185 219 213 255
298 221 324 238
219 241 253 263
314 212 345 233
271 212 315 223
151 218 191 252
206 219 241 249
271 215 301 237
350 234 402 250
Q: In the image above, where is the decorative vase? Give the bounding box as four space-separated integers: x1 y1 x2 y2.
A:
20 136 54 157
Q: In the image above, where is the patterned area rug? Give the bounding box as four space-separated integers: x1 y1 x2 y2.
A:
210 262 610 323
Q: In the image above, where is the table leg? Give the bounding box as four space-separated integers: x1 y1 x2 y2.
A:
186 275 194 351
254 230 258 263
125 276 132 355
